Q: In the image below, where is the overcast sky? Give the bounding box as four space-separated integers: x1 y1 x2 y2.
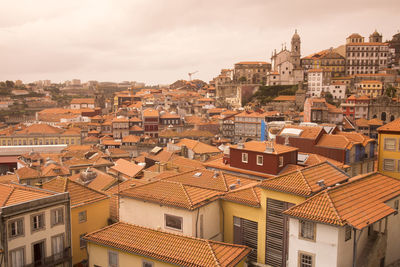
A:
0 0 399 85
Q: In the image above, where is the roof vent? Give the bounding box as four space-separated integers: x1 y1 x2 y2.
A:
237 179 241 186
193 172 202 178
229 184 236 190
213 172 219 178
316 180 326 188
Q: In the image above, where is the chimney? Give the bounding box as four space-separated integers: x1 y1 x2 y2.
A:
155 162 161 173
264 141 275 153
284 136 290 146
316 180 326 189
160 163 167 172
180 145 188 158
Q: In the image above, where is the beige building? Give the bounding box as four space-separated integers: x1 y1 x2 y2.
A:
345 31 390 75
0 183 71 267
233 61 271 84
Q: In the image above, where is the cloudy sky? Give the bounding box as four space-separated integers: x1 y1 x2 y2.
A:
0 0 399 85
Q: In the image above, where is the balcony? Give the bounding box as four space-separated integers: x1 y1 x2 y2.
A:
25 247 71 267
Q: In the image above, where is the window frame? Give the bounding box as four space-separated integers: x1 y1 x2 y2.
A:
384 138 396 151
9 246 25 267
78 210 87 223
299 220 316 241
31 212 45 233
164 214 183 231
241 153 248 163
383 159 395 171
51 233 65 260
51 207 64 227
298 251 315 267
256 155 263 166
108 250 118 267
345 226 352 241
142 259 154 267
279 156 284 167
8 217 24 239
79 233 87 249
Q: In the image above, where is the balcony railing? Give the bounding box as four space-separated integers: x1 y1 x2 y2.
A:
25 247 71 267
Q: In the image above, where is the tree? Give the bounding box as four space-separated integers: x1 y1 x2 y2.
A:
325 92 335 105
5 80 14 88
385 86 397 98
238 76 247 83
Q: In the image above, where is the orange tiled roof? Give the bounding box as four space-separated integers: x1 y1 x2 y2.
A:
42 177 109 207
120 179 222 210
231 140 298 155
173 138 220 154
0 174 18 184
84 222 250 266
70 168 117 192
163 169 256 192
235 61 269 65
368 118 383 126
16 166 40 180
273 95 296 102
71 98 95 104
109 159 144 178
316 134 351 149
377 118 400 132
355 118 369 127
278 125 324 139
122 135 141 143
15 124 62 135
284 172 400 229
259 162 349 197
142 108 159 117
0 183 56 207
223 184 261 207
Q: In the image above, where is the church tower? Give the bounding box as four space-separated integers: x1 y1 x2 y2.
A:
291 30 301 68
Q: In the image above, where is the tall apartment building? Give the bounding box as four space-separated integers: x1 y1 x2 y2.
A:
301 48 346 78
345 31 390 75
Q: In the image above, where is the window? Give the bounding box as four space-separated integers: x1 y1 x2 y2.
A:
10 247 25 267
80 233 87 248
256 155 263 166
78 211 87 223
142 260 154 267
241 153 248 163
345 226 352 241
299 252 314 267
384 138 396 150
383 159 395 171
51 208 64 227
279 156 284 167
31 213 45 232
165 214 183 231
8 218 24 238
51 234 64 260
299 220 315 241
108 251 118 267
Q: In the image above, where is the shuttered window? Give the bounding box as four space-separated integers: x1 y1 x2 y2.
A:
233 216 258 262
266 199 294 267
384 138 396 151
383 159 395 171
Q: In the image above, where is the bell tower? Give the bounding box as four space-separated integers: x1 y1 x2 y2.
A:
291 30 301 68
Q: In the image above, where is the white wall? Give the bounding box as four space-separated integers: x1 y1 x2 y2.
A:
385 197 400 265
119 197 221 240
288 218 339 267
7 204 67 265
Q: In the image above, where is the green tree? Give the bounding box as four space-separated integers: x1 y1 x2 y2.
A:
386 86 397 98
238 76 247 83
325 92 335 105
5 80 14 88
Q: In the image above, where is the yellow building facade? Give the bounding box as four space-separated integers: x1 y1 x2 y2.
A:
377 120 400 179
356 80 383 98
222 188 305 264
71 198 110 265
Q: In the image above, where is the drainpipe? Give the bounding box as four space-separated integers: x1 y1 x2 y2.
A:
195 208 200 238
352 228 357 267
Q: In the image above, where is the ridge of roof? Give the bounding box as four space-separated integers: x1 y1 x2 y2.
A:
180 182 194 208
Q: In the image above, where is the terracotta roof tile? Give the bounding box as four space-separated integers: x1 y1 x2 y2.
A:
70 168 117 192
84 222 250 266
173 139 220 154
259 162 349 197
0 183 56 207
223 184 261 207
231 140 298 155
42 177 109 207
284 172 400 229
278 125 324 139
378 118 400 132
109 159 144 178
120 180 222 210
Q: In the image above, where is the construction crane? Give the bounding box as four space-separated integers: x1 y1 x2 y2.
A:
188 71 198 81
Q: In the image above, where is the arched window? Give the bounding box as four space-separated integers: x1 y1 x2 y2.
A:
381 112 387 122
373 114 377 119
390 115 395 122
